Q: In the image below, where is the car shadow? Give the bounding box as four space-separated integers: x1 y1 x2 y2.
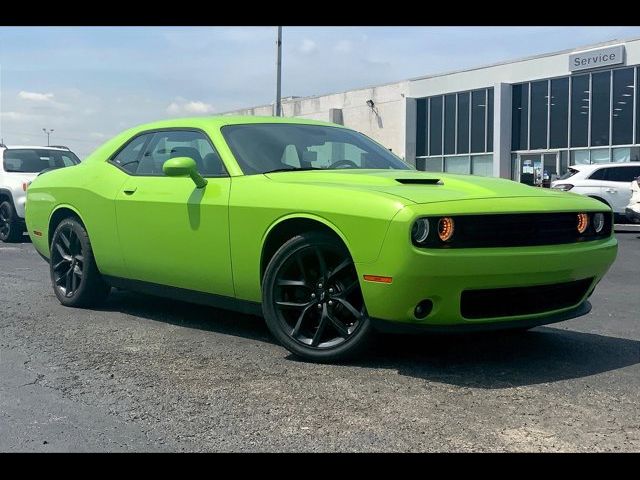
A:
98 289 639 389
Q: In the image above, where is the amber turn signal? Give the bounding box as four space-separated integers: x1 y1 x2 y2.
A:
438 217 455 242
577 213 589 234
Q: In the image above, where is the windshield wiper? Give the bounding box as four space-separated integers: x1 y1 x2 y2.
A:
262 167 322 174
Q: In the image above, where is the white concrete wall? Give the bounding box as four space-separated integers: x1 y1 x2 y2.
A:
408 38 640 98
224 82 410 159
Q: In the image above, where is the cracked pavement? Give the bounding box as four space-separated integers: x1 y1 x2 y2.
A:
0 233 639 452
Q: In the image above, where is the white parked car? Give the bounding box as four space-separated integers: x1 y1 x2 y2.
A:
625 177 640 223
551 162 640 220
0 144 80 242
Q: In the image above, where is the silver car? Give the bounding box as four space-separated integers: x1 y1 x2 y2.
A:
0 144 80 242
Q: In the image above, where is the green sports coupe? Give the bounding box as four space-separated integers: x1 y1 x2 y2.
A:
25 116 618 361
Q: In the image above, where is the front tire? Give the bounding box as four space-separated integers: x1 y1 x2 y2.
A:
0 201 23 243
49 218 111 307
262 232 372 362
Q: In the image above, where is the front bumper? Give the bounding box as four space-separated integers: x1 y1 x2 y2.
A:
371 300 592 333
354 199 618 327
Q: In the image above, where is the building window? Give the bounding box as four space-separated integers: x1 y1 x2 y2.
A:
590 148 610 163
471 154 493 176
424 157 443 172
612 68 634 145
445 156 470 174
570 150 590 165
487 89 494 151
529 80 549 150
444 94 456 155
591 71 611 146
416 87 493 175
570 74 590 147
549 77 569 148
429 96 443 156
511 83 529 150
470 90 486 153
457 92 470 154
612 146 640 162
415 98 428 157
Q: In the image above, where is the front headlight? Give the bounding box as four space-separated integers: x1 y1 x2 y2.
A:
592 212 605 233
411 218 430 245
552 183 574 191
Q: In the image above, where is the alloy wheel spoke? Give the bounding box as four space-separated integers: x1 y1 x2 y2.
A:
328 258 351 281
54 241 72 261
311 308 329 346
59 231 71 251
65 270 72 294
296 252 308 285
326 311 350 338
291 304 314 338
71 270 78 292
314 246 327 279
277 279 311 288
335 297 362 320
340 279 359 296
53 258 69 271
275 300 311 309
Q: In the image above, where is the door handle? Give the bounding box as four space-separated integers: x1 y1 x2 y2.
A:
605 188 617 193
123 187 137 195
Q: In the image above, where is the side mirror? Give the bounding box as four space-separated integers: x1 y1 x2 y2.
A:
162 157 208 188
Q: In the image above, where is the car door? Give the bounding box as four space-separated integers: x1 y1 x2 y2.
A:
113 129 234 297
600 166 640 213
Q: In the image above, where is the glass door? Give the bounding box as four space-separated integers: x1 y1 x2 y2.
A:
516 152 558 187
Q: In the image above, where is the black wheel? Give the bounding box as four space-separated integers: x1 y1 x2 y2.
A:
262 231 372 362
50 218 111 307
0 201 23 242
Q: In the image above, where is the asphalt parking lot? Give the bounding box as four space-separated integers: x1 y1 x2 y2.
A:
1 233 638 452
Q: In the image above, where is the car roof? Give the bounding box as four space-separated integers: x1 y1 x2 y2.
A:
125 115 344 134
1 145 72 151
570 161 640 172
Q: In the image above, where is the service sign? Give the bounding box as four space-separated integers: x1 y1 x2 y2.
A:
570 45 625 72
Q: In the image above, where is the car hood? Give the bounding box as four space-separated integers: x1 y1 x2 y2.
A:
264 169 574 204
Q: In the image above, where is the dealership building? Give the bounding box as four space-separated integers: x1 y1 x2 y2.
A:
224 37 640 185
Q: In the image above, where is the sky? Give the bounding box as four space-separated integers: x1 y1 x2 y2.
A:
2 26 640 158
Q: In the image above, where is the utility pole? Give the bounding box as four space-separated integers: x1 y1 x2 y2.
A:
42 128 54 146
275 26 282 117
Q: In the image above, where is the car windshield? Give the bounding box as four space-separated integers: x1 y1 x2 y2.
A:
557 167 579 180
3 148 80 173
221 123 411 175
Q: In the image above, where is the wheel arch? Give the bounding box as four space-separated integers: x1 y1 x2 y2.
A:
48 204 87 247
0 188 14 205
587 195 612 209
260 214 353 283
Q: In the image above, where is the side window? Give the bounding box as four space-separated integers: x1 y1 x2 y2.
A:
588 168 607 180
112 134 152 174
607 166 640 182
136 130 225 177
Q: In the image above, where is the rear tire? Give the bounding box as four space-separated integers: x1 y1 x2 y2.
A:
50 218 111 307
262 231 372 363
0 201 23 243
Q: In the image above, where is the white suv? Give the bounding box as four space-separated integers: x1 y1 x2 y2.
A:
551 162 640 220
0 144 80 242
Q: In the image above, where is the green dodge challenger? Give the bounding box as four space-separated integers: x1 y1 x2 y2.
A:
25 116 618 361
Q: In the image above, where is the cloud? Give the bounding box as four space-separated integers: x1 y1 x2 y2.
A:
298 38 318 55
166 99 216 116
335 40 353 54
18 91 55 102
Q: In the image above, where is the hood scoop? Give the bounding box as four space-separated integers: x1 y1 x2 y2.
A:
395 178 443 185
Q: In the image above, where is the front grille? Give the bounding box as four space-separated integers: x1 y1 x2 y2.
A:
460 278 594 319
416 212 612 248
